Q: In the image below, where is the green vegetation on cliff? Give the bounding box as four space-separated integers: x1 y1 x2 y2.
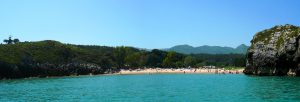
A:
0 40 246 79
250 24 300 49
244 24 300 76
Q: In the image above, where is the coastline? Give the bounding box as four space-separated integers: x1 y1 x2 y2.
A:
0 68 244 80
116 68 244 75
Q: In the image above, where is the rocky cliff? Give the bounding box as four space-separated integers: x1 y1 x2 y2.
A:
244 24 300 76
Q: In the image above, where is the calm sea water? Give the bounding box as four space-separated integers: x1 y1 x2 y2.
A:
1 74 300 102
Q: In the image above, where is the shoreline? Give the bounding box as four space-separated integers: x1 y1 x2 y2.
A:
0 68 244 80
116 68 244 75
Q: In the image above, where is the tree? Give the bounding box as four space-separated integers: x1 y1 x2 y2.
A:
175 61 184 68
233 57 246 67
3 39 9 44
113 47 126 68
196 62 206 67
3 37 13 44
125 52 141 68
162 51 184 68
138 52 148 68
184 56 197 67
3 36 19 44
146 49 166 67
13 39 19 44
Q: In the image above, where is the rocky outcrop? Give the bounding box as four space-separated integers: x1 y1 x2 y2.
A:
244 24 300 76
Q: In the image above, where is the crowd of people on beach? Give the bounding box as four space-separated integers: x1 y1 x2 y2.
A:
118 68 243 75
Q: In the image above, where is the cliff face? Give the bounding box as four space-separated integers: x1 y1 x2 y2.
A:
244 24 300 76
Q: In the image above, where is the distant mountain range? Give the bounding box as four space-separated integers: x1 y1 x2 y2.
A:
163 44 249 54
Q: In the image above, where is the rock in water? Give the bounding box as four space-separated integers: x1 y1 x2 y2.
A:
244 24 300 76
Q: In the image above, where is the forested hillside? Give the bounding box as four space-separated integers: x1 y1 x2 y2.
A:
165 44 249 54
0 40 245 79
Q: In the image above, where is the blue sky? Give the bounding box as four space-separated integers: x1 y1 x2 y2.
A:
0 0 299 49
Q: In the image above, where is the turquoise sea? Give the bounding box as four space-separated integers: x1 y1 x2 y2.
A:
1 74 300 102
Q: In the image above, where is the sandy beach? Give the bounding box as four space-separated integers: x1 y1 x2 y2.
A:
117 68 244 75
